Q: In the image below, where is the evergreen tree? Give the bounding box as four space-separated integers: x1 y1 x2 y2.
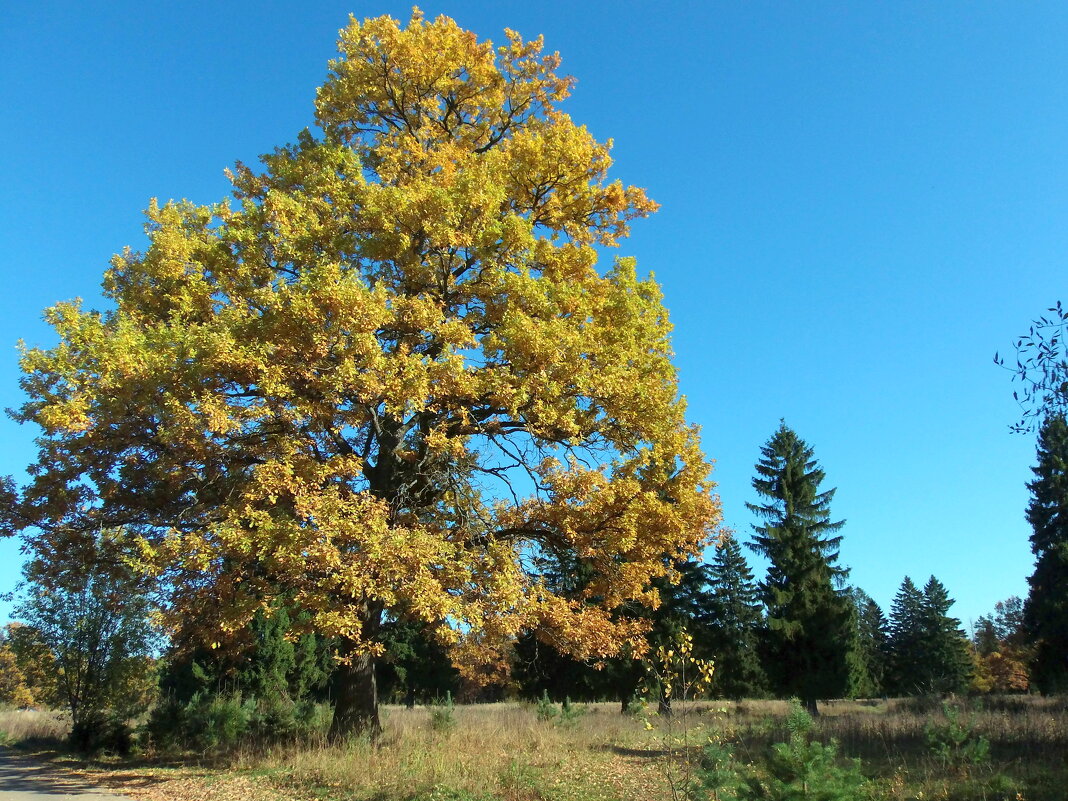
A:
702 533 767 698
158 604 333 707
886 576 970 696
848 588 888 697
512 548 715 711
972 617 1000 657
886 576 925 695
747 422 854 713
377 620 459 707
1024 414 1068 693
917 576 971 695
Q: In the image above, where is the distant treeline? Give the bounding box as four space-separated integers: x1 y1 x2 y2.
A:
0 417 1064 752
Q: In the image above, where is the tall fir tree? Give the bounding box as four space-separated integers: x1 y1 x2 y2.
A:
886 575 970 696
848 588 888 698
702 533 767 699
886 576 925 695
917 577 972 695
747 422 854 713
377 619 459 707
1023 414 1068 694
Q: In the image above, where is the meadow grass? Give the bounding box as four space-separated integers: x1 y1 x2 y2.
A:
0 706 69 746
10 696 1068 800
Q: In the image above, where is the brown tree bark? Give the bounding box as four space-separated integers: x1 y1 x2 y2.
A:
329 606 384 741
803 696 820 717
329 647 381 741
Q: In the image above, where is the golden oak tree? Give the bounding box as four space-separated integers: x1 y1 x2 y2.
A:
13 11 719 736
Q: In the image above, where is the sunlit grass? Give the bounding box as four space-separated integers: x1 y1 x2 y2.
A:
16 696 1068 801
0 706 69 745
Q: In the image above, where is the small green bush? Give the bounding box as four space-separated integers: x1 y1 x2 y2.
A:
624 693 647 717
535 690 558 723
430 691 456 733
924 703 990 771
742 702 867 801
186 693 253 751
557 696 587 728
691 740 746 801
145 690 332 752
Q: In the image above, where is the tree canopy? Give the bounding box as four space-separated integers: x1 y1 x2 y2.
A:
9 10 719 736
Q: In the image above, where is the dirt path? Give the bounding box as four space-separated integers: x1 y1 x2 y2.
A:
0 751 129 799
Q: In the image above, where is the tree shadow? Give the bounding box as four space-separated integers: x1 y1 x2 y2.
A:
0 748 193 797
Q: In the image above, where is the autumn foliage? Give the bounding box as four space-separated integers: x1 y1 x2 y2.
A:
11 11 719 734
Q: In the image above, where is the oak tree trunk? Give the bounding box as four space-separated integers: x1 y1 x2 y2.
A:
330 646 381 741
329 605 384 741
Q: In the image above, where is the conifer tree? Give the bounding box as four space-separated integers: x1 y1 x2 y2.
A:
1024 414 1068 694
703 533 767 698
158 604 333 707
886 576 925 695
917 576 971 695
377 619 459 707
747 422 853 713
848 588 888 697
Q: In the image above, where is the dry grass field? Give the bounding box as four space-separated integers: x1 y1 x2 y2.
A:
4 697 1068 800
0 707 69 744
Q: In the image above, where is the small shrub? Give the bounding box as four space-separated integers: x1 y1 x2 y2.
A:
190 693 254 751
295 701 333 737
743 702 867 801
430 691 456 733
924 703 990 772
557 697 587 728
624 693 647 717
146 692 252 752
499 758 540 795
535 690 558 723
691 739 746 801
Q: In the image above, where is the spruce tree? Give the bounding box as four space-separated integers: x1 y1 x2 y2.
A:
747 422 853 713
972 616 1000 657
917 576 971 694
377 620 459 707
886 576 925 695
1024 414 1068 693
848 589 888 697
703 533 768 699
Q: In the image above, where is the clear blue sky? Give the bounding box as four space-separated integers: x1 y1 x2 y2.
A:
2 1 1064 628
